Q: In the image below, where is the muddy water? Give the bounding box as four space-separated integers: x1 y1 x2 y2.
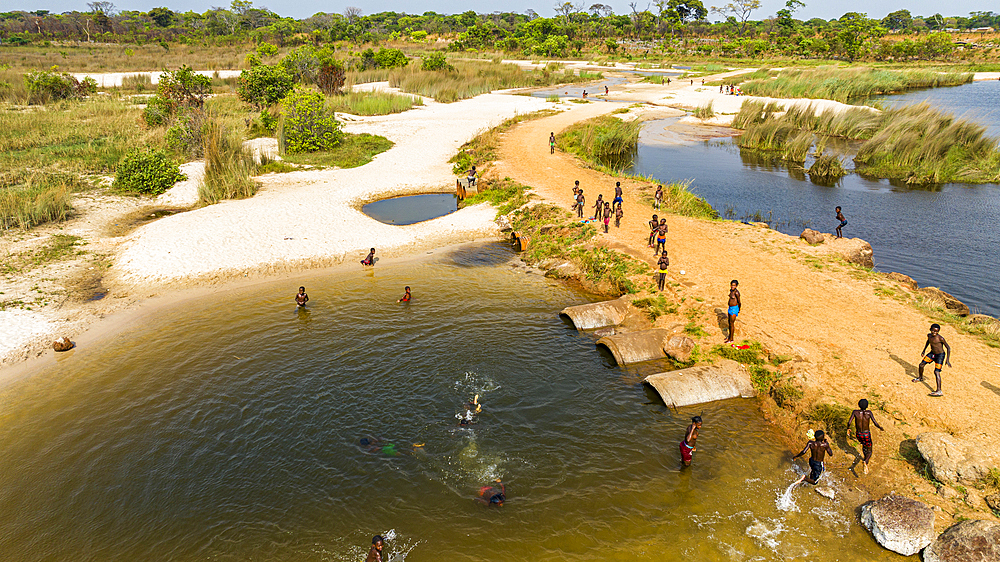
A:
0 243 905 561
361 193 459 225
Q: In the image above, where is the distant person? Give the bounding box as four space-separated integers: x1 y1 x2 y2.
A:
295 286 309 307
478 479 506 506
549 132 556 154
656 250 669 292
582 89 587 99
654 184 663 210
576 189 585 218
591 193 604 219
719 84 724 93
666 77 670 85
725 279 740 344
914 323 952 396
654 219 667 254
458 394 482 426
680 415 701 466
604 85 609 95
613 181 623 210
361 248 376 266
467 165 477 189
701 79 704 85
366 536 384 562
397 286 411 303
614 204 623 228
647 214 659 247
793 429 833 485
690 79 693 85
602 201 612 233
835 206 847 238
847 398 885 475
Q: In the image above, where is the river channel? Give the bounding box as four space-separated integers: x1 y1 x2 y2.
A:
0 243 903 561
629 80 1000 317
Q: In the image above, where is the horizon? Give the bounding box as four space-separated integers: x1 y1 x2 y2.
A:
3 1 997 24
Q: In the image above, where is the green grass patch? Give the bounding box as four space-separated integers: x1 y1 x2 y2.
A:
632 294 678 321
684 321 709 338
806 402 852 439
462 176 531 214
282 133 393 169
1 170 85 230
571 245 645 295
748 364 777 394
2 233 85 276
557 114 642 171
327 90 423 116
712 339 765 365
254 158 297 175
693 101 715 119
199 120 257 205
739 67 973 103
771 382 804 409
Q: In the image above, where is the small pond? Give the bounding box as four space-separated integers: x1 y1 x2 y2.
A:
362 193 458 225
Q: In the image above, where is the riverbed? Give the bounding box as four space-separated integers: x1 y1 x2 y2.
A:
0 243 902 561
630 80 1000 317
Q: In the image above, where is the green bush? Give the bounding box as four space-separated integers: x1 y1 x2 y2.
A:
156 65 211 109
237 64 294 110
374 48 408 69
421 52 454 72
279 89 343 154
23 67 96 104
165 109 207 158
256 42 278 57
113 148 186 195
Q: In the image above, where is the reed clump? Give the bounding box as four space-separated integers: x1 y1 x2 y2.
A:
740 67 973 103
1 170 83 230
326 90 423 116
693 101 714 119
658 181 719 220
808 154 847 180
557 115 642 171
199 120 257 204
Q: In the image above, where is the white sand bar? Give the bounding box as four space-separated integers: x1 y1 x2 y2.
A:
72 70 241 88
114 93 549 287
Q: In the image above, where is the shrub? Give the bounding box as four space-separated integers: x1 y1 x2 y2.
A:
807 403 852 440
280 45 336 83
238 64 294 110
165 109 207 158
411 30 428 41
156 65 211 109
279 89 343 154
373 48 408 69
256 42 278 57
770 381 803 408
421 52 454 72
23 67 95 104
317 60 346 95
113 148 186 195
0 170 83 230
142 94 174 127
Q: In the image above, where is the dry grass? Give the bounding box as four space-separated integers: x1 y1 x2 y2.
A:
0 170 85 230
199 120 257 204
0 42 249 73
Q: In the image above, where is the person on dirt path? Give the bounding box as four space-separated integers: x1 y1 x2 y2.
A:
295 286 309 307
602 202 612 233
576 189 585 218
835 206 847 238
680 415 701 467
648 214 659 247
725 280 741 343
655 185 663 210
550 132 556 154
654 219 668 254
605 85 609 95
847 398 884 475
914 323 952 396
614 204 623 228
793 429 833 485
656 251 670 292
591 194 604 219
613 181 623 210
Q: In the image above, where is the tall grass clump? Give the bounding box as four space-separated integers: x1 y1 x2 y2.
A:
693 101 714 119
199 121 257 204
557 115 642 171
731 100 783 129
740 67 973 103
808 153 847 180
783 130 814 163
122 73 153 92
853 103 1000 184
0 66 29 103
0 170 82 229
326 90 423 116
658 181 718 219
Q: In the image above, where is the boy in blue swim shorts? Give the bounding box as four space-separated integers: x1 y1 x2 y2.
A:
835 206 847 238
726 280 741 343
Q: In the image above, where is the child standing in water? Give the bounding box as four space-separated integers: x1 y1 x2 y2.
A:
793 429 834 485
295 286 309 307
361 248 376 266
835 206 847 238
397 286 411 303
656 251 669 292
680 416 701 467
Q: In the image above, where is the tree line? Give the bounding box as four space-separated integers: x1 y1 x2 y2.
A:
1 2 998 62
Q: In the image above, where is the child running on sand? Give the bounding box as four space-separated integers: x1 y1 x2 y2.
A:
361 248 376 266
656 251 669 292
847 399 884 474
835 206 847 238
295 286 309 307
914 323 952 396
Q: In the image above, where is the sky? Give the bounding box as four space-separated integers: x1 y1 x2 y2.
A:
7 0 995 22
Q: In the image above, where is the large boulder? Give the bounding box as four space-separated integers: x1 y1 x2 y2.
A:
800 228 825 244
917 287 970 317
923 520 1000 562
860 495 936 556
832 238 875 268
915 433 1000 484
663 335 696 363
884 271 918 290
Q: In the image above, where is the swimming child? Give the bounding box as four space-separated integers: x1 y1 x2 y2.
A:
295 286 309 307
366 536 384 562
725 280 740 343
397 286 411 303
656 251 669 292
914 323 952 396
478 479 506 506
835 206 847 238
361 248 376 266
680 416 701 467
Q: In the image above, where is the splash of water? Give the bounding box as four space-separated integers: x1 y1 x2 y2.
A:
776 479 801 512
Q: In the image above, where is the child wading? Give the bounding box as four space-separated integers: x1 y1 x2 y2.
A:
680 416 701 467
656 251 669 291
361 248 376 266
793 429 834 485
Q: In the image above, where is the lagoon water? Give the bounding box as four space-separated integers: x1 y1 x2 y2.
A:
630 80 1000 317
0 243 901 561
361 193 459 225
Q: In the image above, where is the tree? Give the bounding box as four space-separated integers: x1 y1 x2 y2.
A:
343 6 362 24
775 0 804 33
237 64 294 110
836 12 879 61
710 0 760 36
87 1 117 16
881 9 911 31
147 7 174 27
668 0 707 23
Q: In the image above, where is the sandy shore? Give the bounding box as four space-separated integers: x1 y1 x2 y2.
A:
71 69 242 88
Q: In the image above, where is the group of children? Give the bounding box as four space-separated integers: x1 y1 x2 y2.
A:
572 180 625 233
